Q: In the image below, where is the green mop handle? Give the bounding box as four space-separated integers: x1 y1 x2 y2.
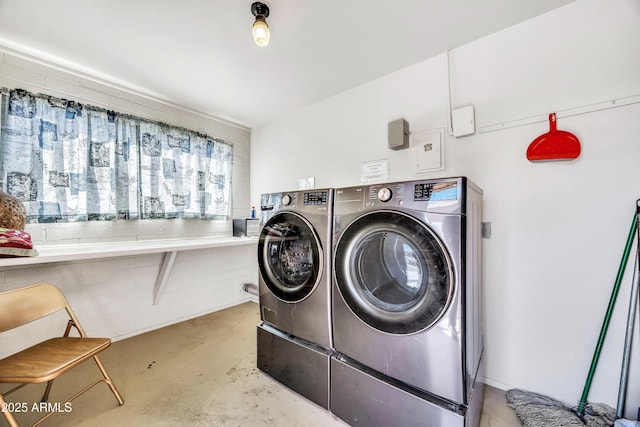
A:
575 215 638 417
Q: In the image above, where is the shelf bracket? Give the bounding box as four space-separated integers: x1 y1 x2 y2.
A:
153 251 178 305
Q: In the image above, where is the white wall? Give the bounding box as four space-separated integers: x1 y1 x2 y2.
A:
0 48 259 351
251 0 640 417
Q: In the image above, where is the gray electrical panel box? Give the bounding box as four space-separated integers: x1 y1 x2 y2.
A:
388 118 410 150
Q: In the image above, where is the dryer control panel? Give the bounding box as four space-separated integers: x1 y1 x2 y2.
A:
370 181 458 204
335 177 469 215
413 182 458 202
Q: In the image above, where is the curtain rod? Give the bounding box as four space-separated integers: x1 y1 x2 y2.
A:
479 94 640 134
0 45 250 131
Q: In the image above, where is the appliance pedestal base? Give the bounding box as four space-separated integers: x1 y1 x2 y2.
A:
330 354 484 427
257 323 331 409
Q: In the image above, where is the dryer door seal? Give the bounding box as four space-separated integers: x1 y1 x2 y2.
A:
258 211 323 303
334 210 454 334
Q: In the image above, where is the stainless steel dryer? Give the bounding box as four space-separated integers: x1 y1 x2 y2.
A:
330 177 483 426
256 188 333 409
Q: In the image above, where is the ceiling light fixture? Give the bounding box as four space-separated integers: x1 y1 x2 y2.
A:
251 2 270 47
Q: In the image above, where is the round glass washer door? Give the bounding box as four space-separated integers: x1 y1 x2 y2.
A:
258 212 322 303
334 210 454 334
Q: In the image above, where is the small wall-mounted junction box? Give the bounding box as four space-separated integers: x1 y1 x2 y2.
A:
388 118 410 150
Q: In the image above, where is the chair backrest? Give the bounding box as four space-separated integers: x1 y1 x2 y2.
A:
0 283 69 333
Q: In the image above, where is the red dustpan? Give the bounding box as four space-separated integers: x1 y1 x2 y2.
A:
526 113 581 162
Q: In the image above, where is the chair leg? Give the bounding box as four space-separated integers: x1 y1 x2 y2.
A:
0 392 20 427
41 380 54 402
93 355 124 406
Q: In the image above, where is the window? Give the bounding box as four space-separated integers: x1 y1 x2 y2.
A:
0 88 232 223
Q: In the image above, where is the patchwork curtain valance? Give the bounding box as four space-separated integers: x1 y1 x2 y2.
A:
0 88 232 223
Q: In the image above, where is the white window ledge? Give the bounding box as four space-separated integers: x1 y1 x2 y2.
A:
0 236 259 304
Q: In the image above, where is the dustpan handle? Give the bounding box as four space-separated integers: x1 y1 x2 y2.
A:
549 113 557 132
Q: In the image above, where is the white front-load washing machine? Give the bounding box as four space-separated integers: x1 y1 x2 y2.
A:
330 177 483 426
256 188 333 409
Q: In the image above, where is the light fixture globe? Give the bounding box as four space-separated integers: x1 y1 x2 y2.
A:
251 2 270 47
252 19 270 47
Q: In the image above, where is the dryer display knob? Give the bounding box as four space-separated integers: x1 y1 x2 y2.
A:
377 187 392 202
282 194 291 206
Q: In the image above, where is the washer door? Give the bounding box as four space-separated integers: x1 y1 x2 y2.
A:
258 212 322 303
334 210 454 334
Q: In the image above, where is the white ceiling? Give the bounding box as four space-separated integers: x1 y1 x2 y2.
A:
0 0 576 129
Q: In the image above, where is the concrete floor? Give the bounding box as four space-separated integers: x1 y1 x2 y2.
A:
1 302 522 426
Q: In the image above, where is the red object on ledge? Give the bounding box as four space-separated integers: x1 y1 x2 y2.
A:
0 227 38 257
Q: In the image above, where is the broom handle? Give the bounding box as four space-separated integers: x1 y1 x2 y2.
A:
617 200 640 417
575 214 638 417
616 255 639 418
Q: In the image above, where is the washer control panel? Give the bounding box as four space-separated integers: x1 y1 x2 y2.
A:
260 189 332 216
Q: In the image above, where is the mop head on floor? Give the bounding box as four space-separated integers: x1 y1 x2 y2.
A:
506 388 616 427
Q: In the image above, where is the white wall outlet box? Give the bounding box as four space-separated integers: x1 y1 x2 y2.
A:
299 177 315 189
414 128 445 174
452 105 475 137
